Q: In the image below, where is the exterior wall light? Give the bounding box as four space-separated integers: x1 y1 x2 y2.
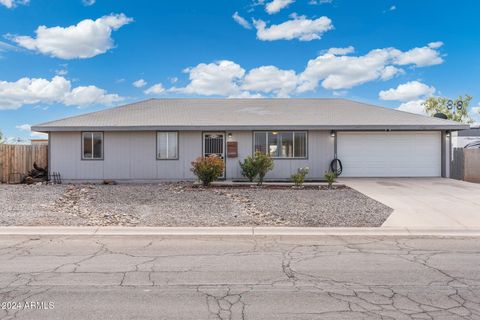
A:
330 130 336 137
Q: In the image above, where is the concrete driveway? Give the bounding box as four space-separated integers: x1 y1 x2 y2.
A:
341 178 480 229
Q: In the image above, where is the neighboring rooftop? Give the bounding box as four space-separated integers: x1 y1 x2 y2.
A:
457 127 480 136
32 98 468 132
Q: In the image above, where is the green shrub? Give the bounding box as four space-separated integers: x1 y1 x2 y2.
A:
291 166 309 187
239 152 274 185
239 156 257 182
254 152 274 186
191 156 224 187
324 171 337 189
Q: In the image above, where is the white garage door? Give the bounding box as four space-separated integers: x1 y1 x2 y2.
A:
337 131 441 177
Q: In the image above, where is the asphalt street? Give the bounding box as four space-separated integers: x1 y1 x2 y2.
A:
0 235 479 319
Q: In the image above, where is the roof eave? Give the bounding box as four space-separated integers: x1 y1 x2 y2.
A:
31 124 470 132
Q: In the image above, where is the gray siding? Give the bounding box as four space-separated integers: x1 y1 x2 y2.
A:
50 130 333 181
225 131 333 180
225 131 252 179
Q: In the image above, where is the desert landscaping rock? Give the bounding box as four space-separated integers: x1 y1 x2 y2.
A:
0 183 392 227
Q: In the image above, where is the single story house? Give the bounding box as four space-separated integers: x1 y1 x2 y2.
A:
32 99 468 182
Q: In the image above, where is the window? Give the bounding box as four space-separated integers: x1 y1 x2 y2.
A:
82 132 103 160
254 131 307 158
157 132 178 160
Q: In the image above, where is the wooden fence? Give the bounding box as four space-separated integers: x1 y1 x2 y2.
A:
452 148 480 183
0 144 48 183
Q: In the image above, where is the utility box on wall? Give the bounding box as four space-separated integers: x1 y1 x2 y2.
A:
227 141 238 158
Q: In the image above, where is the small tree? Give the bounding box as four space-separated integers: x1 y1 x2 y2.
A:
324 171 337 189
291 167 309 187
423 95 474 124
254 152 274 186
0 130 3 144
239 156 257 182
191 156 224 187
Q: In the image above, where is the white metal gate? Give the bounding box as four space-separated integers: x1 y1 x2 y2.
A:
203 132 225 178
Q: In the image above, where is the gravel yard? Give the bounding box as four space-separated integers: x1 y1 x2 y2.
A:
0 183 393 227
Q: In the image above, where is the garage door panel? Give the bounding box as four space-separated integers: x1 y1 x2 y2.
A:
338 132 441 177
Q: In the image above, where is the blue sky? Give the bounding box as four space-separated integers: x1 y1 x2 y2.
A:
0 0 479 140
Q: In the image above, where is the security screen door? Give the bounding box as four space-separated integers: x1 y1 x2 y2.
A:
203 132 225 178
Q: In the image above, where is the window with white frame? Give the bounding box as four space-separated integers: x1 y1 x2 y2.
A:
254 131 307 158
157 132 178 160
82 132 103 160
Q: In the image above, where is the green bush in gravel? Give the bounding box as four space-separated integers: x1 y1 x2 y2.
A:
239 156 257 182
239 152 274 185
324 171 337 189
254 152 274 186
191 155 225 187
291 167 309 187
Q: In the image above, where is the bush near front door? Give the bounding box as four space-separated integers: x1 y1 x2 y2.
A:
191 155 225 186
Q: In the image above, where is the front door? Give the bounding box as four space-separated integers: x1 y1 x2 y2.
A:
203 132 226 178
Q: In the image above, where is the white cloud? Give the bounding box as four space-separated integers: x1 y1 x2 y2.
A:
392 42 444 67
173 60 245 96
254 14 333 41
0 0 13 7
13 13 133 59
326 46 354 55
265 0 294 14
16 123 48 139
82 0 95 6
55 69 68 76
228 91 264 99
397 100 426 115
0 41 17 58
380 66 403 80
0 76 123 110
309 0 333 4
63 85 122 107
299 48 395 91
242 66 299 97
389 5 396 11
470 106 480 126
379 81 435 102
232 12 252 29
0 0 28 8
171 42 444 97
144 83 165 95
31 132 48 139
132 79 147 88
428 41 444 49
16 124 31 131
54 64 68 76
298 43 443 91
0 41 17 51
332 90 347 97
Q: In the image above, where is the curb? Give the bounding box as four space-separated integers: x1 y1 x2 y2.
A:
0 227 479 237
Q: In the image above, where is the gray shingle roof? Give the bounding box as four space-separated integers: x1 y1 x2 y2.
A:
32 98 468 132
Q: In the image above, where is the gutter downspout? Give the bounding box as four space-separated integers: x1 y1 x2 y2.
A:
48 132 51 176
441 130 451 178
